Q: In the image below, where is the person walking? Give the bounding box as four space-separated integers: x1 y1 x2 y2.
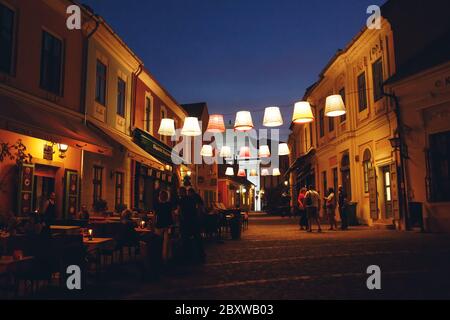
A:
154 190 174 262
325 188 337 230
338 185 349 230
305 185 321 232
297 187 308 230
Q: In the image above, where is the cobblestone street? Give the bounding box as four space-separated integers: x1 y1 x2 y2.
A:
67 213 450 300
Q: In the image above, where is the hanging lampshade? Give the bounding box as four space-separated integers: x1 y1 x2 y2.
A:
237 168 246 177
158 118 176 136
278 143 290 156
225 167 234 176
200 145 213 157
325 94 346 117
261 168 269 176
181 117 202 136
234 111 253 131
292 101 314 123
258 145 270 158
206 114 225 133
249 169 258 177
263 106 283 127
239 146 251 158
219 146 231 158
272 168 281 176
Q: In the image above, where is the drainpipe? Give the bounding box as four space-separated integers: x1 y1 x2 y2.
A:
382 84 410 230
79 10 99 209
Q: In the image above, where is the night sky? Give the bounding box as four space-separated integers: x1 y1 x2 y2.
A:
83 0 386 140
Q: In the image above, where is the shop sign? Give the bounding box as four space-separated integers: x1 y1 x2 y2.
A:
43 144 54 161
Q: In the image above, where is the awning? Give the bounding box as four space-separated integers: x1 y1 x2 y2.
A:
89 121 165 171
0 94 112 155
284 148 316 178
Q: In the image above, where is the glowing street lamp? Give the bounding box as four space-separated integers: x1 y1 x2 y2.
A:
158 118 176 136
234 111 254 132
181 117 202 136
278 143 290 156
263 106 283 127
292 101 314 124
325 94 346 117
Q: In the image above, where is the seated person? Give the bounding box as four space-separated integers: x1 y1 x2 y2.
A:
78 205 90 220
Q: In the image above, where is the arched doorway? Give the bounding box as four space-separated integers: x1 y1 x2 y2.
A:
340 153 351 200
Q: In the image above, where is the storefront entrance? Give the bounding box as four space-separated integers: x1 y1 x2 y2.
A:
33 176 55 212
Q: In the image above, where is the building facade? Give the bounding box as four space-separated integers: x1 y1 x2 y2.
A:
289 17 400 227
0 0 110 219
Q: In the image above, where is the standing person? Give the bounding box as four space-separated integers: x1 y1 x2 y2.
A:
42 192 57 227
297 187 308 230
154 190 174 262
338 185 349 230
187 188 205 262
325 188 337 230
305 185 321 232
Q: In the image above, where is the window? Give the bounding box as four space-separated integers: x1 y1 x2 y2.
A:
145 96 151 132
117 78 126 117
332 168 338 195
357 72 367 112
93 166 103 203
95 60 107 105
322 171 327 194
362 149 372 193
339 87 346 122
319 109 325 137
309 123 313 147
40 31 63 95
115 172 124 207
0 3 14 74
160 107 167 143
328 116 334 132
372 58 383 102
427 131 450 202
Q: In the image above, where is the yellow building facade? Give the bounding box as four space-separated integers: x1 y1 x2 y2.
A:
290 18 405 228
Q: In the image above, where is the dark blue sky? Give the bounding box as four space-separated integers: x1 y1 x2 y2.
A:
84 0 385 139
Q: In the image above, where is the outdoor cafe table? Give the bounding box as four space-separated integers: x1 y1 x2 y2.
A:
50 225 81 235
83 237 114 252
0 256 34 275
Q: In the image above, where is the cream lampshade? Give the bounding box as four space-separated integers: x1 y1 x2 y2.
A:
234 111 254 131
263 106 283 127
225 167 234 176
272 168 281 176
278 143 290 156
206 114 225 133
258 145 270 158
158 118 176 136
237 168 246 177
239 146 250 158
220 146 231 157
249 169 258 177
181 117 202 136
325 94 346 117
292 101 314 123
200 145 213 157
261 168 269 176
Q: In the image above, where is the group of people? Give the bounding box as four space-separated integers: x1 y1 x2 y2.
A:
297 185 349 232
153 186 205 264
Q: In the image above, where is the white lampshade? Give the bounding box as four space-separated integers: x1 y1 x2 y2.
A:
200 145 213 157
261 168 269 176
220 146 231 157
225 167 234 176
272 168 281 176
234 111 253 131
181 117 202 136
258 145 270 158
278 143 290 156
325 94 346 117
292 101 314 123
249 169 258 177
263 106 283 127
158 118 176 136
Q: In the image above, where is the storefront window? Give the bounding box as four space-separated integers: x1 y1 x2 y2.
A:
93 166 103 203
428 131 450 202
115 172 124 208
95 60 107 105
363 149 372 193
117 78 126 117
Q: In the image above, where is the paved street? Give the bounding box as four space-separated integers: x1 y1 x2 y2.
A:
37 213 450 300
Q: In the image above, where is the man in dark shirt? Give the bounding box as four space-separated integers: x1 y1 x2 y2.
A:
338 185 348 230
